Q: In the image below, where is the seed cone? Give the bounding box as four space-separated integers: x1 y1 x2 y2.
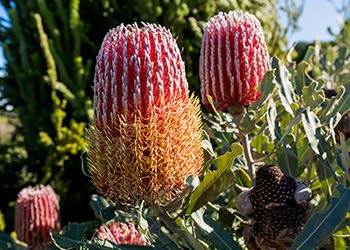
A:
200 11 269 112
240 165 310 250
86 23 203 207
15 185 60 249
95 222 148 246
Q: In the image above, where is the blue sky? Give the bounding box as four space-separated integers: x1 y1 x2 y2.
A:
0 0 345 72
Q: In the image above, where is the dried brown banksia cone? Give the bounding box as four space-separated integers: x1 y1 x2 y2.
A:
86 23 203 207
15 185 61 249
95 222 149 246
237 165 311 250
200 11 269 113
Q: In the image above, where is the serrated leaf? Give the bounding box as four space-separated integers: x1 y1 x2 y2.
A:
250 70 276 110
302 46 315 62
267 98 277 141
319 87 345 122
251 133 273 156
302 109 339 181
240 110 258 133
294 61 313 95
339 133 350 181
302 80 324 110
51 223 89 249
272 107 305 151
301 108 321 154
184 143 243 215
191 210 242 250
272 57 296 115
325 88 350 126
276 134 298 177
290 185 350 250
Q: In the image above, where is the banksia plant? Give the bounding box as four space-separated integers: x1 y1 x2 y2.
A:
95 222 148 246
200 11 270 113
237 165 311 249
86 23 203 207
15 185 60 249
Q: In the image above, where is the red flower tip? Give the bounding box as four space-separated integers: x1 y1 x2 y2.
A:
15 185 60 248
95 222 149 246
200 11 270 112
94 22 188 131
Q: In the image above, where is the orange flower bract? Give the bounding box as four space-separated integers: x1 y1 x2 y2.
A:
86 23 203 207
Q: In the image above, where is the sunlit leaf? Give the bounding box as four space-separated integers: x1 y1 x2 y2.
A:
272 57 296 115
184 143 243 215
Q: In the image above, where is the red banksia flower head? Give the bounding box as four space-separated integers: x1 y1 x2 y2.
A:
15 185 60 248
86 23 203 207
95 222 149 246
200 11 270 113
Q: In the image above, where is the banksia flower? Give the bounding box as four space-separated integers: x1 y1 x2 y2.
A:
15 185 60 249
95 222 148 246
200 11 269 113
237 165 311 250
86 23 203 207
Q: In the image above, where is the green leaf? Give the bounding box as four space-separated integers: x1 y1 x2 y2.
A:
339 133 350 182
272 107 305 151
51 223 90 249
294 61 312 95
240 110 258 133
272 57 296 115
201 139 215 159
250 70 276 110
153 233 179 250
276 134 298 177
301 108 321 155
89 195 112 221
301 80 324 110
191 210 242 250
325 87 350 126
184 143 243 215
290 185 350 250
251 133 273 156
0 232 27 250
301 108 339 181
266 98 277 141
302 46 315 62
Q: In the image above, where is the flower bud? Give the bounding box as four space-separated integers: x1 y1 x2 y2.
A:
200 11 269 113
15 185 60 248
95 222 148 246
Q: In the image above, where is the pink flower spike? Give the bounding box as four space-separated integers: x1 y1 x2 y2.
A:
200 11 270 113
93 23 188 131
95 222 149 246
15 185 60 248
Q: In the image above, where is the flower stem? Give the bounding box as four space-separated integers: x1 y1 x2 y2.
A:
229 107 255 183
